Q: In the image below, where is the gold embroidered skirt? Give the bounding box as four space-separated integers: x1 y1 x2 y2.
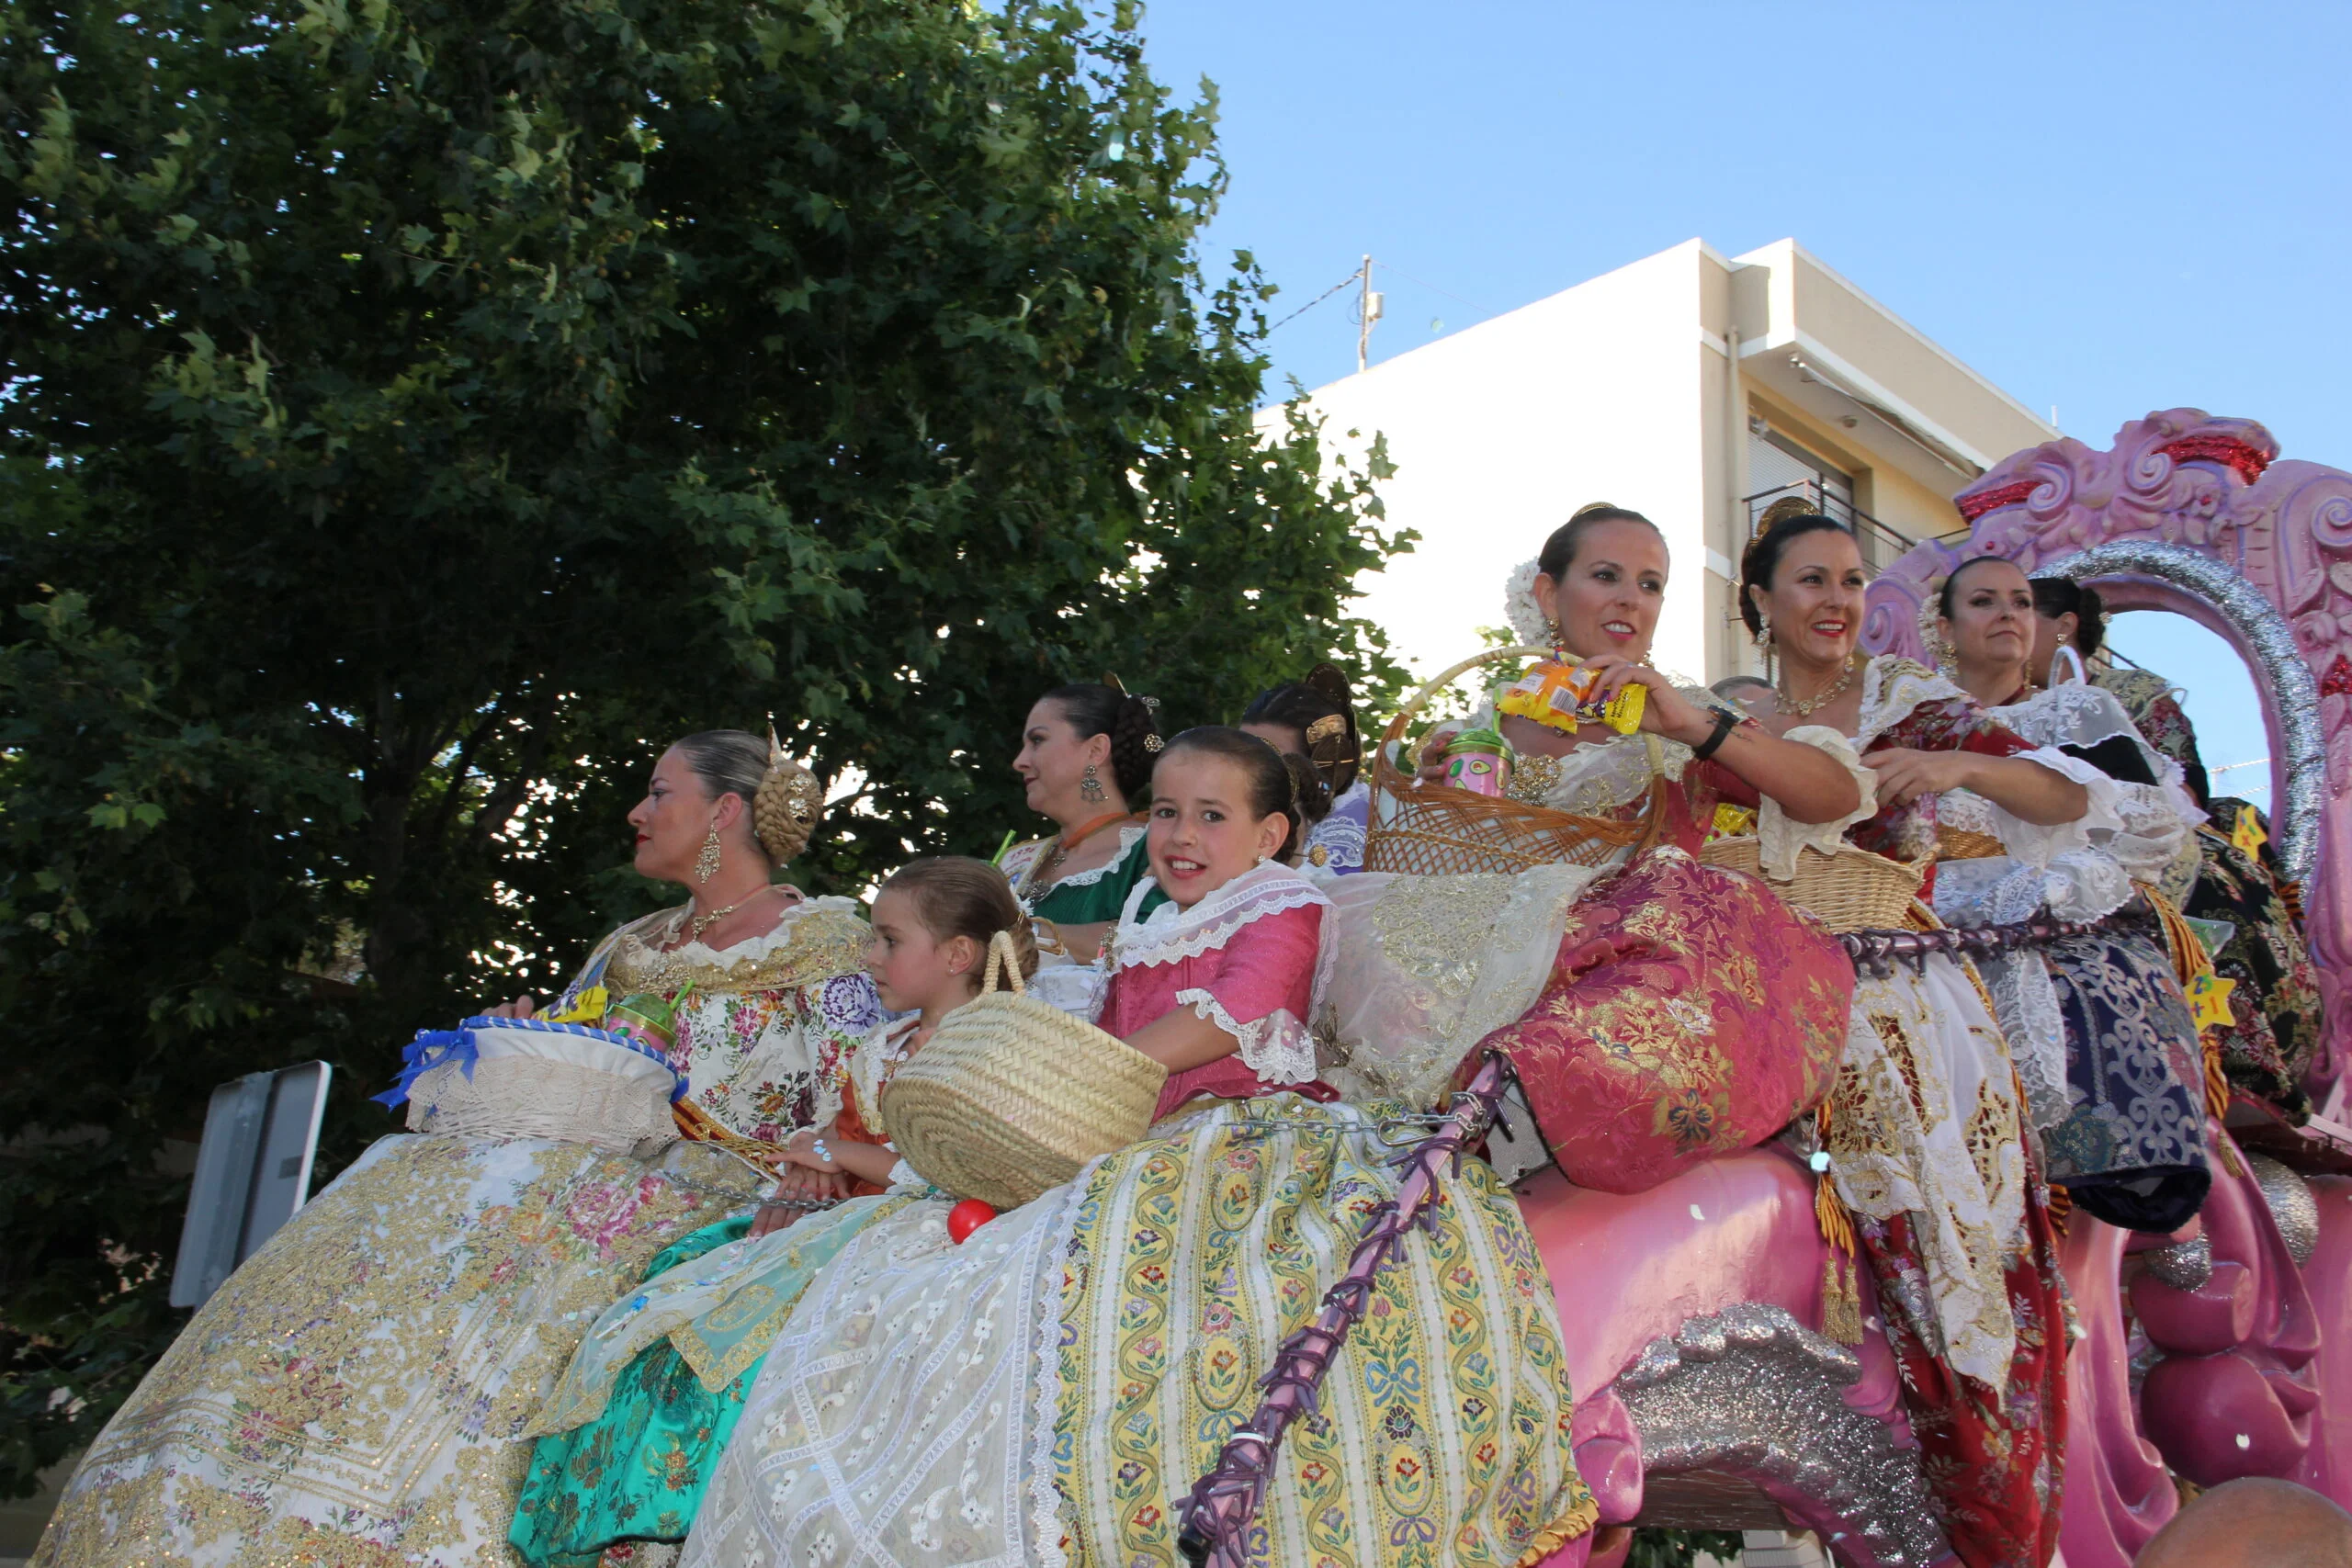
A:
32 1133 760 1568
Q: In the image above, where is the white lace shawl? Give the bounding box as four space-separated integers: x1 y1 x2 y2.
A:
1096 862 1337 1087
1855 655 2125 907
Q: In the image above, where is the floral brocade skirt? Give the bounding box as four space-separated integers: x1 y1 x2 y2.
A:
685 1096 1594 1568
31 1134 762 1568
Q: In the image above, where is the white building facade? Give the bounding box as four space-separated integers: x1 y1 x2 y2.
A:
1283 238 2058 684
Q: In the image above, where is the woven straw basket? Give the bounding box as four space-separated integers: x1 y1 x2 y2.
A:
1699 837 1924 933
880 931 1168 1210
1364 644 1650 876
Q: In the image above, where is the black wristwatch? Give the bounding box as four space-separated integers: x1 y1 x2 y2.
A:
1690 707 1740 762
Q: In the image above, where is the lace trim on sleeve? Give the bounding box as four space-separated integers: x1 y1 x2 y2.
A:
1756 724 1880 879
1174 987 1318 1086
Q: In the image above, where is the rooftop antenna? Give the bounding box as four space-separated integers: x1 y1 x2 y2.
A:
1355 254 1384 372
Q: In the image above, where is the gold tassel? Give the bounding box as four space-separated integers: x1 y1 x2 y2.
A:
2045 1180 2072 1240
1812 1100 1865 1343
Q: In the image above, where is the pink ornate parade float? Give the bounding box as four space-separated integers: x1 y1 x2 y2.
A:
1178 412 2352 1568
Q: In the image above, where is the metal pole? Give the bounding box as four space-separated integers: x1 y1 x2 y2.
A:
1356 254 1373 372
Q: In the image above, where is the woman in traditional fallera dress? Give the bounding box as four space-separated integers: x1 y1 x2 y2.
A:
1240 663 1368 875
1333 505 1864 1172
1745 515 2098 1568
510 858 1037 1568
1931 557 2211 1233
32 730 879 1568
684 728 1596 1568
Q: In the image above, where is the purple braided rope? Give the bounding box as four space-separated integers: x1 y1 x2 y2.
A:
1175 1052 1514 1567
1838 904 2150 978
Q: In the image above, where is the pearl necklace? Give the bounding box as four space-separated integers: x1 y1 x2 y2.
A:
1778 652 1862 718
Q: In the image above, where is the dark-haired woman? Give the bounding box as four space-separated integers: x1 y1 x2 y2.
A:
2035 576 2328 1119
1930 556 2212 1236
2033 576 2214 809
1241 663 1363 873
685 728 1596 1568
35 731 881 1568
1746 520 2098 1568
1004 681 1168 959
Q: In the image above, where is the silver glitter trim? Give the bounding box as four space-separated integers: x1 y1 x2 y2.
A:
2142 1234 2214 1291
2035 540 2320 884
2246 1152 2320 1268
1615 1303 1949 1567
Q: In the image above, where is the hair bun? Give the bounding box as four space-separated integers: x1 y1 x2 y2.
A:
752 729 821 864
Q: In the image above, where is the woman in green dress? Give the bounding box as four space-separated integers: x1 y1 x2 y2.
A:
1001 681 1168 1012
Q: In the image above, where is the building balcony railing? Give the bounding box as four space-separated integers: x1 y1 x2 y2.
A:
1742 479 1928 575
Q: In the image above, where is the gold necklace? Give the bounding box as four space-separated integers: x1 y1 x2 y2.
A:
1778 651 1861 718
677 885 775 945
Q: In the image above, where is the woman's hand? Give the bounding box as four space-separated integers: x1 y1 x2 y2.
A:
481 995 537 1021
750 1158 846 1237
1862 747 1982 807
1416 726 1462 785
1577 656 1714 745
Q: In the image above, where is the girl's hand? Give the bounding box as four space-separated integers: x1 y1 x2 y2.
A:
482 995 537 1020
776 1128 841 1173
1575 656 1709 745
1863 747 1979 807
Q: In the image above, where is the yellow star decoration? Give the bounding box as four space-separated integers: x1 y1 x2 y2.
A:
2187 972 2238 1033
2233 805 2268 860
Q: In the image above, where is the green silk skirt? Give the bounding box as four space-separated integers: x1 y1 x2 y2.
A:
509 1194 910 1565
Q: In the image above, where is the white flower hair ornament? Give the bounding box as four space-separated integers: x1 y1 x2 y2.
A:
1503 558 1553 648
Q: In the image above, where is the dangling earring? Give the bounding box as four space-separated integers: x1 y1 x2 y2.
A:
1544 617 1562 648
1935 636 1960 677
1753 615 1772 649
695 823 723 884
1080 763 1107 806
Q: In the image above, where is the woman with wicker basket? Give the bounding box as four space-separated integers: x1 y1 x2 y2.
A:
1742 513 2105 1568
1329 505 1866 1198
1926 556 2214 1235
683 727 1598 1568
32 730 879 1568
509 857 1035 1568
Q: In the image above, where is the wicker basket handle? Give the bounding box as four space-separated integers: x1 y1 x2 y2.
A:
1380 643 1554 746
981 928 1028 997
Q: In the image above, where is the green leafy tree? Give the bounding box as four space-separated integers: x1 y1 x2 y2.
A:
0 0 1408 1492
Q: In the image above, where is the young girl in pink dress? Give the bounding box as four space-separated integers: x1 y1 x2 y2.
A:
685 728 1597 1568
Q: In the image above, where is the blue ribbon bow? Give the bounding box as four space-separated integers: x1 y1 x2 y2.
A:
371 1026 480 1109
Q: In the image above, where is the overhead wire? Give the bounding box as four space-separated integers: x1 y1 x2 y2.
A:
1263 271 1362 335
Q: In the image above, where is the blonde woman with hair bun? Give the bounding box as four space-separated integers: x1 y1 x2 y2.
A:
34 726 881 1568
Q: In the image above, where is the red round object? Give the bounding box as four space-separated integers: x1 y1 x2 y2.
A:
946 1199 997 1245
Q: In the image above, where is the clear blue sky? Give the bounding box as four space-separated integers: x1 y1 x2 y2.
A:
1136 0 2340 807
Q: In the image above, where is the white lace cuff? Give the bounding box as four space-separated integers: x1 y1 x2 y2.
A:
886 1157 924 1190
1756 724 1880 879
1174 987 1317 1086
1939 745 2120 869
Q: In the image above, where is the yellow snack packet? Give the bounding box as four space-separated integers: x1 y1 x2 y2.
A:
1495 659 1647 736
